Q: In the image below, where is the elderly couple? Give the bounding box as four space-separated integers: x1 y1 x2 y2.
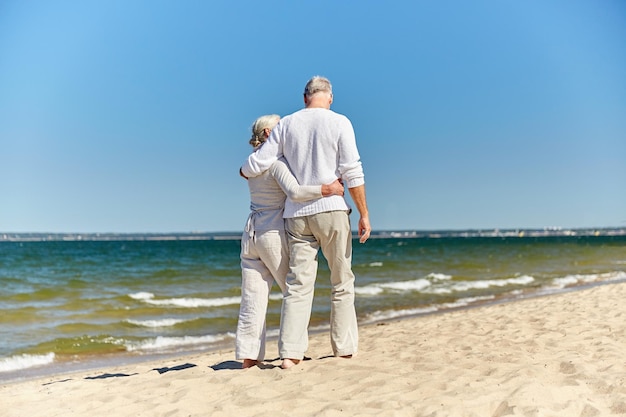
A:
236 76 371 370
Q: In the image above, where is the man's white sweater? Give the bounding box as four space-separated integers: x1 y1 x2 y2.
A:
241 107 365 218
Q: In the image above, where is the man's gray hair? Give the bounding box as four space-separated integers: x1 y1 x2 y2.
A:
303 76 332 98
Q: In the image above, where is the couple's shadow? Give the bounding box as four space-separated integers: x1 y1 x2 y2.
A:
211 356 316 371
210 358 279 370
81 356 319 380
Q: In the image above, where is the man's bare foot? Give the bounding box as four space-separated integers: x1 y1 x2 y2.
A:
339 354 353 359
242 359 260 368
280 358 301 369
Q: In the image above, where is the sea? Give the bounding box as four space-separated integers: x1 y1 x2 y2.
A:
1 229 625 382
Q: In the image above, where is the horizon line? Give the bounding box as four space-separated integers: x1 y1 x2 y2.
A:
2 227 625 242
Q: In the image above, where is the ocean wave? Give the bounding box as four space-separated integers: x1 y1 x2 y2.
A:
550 270 626 289
381 279 432 292
363 305 439 322
429 275 535 294
128 292 241 308
0 353 55 373
266 328 280 339
268 293 283 301
128 292 155 301
362 295 496 323
125 333 234 352
125 318 190 328
427 273 452 281
355 273 454 296
355 278 432 296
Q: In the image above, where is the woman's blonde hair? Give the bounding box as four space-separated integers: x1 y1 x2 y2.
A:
249 114 280 148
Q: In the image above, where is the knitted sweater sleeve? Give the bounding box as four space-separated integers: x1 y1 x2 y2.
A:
337 116 365 188
269 159 322 202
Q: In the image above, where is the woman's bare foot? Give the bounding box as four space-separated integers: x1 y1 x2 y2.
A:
339 355 352 359
280 358 301 369
242 359 260 369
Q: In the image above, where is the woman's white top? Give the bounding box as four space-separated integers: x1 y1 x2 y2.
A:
244 157 322 237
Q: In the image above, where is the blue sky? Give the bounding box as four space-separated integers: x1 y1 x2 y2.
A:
1 0 625 233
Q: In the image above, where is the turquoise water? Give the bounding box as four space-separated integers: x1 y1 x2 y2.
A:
1 234 625 379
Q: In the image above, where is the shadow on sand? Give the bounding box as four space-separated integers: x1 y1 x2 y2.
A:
84 373 138 380
152 363 197 374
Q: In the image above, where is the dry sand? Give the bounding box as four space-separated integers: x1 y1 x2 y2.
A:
2 282 625 417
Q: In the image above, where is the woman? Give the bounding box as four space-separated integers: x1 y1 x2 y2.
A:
236 114 343 368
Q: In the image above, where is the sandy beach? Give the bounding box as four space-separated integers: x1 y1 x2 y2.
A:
2 282 625 417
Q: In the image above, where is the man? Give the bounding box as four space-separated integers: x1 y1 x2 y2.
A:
240 76 371 369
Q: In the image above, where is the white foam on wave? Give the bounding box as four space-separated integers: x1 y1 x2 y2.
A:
355 286 385 296
126 318 189 328
269 293 283 301
355 278 432 296
361 295 495 323
551 276 579 288
368 262 383 267
442 295 496 308
308 323 331 333
129 292 154 300
355 273 453 296
129 292 241 308
383 279 432 291
0 353 55 373
427 273 452 281
429 275 535 294
550 270 626 289
266 328 280 339
126 333 234 352
363 305 439 322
